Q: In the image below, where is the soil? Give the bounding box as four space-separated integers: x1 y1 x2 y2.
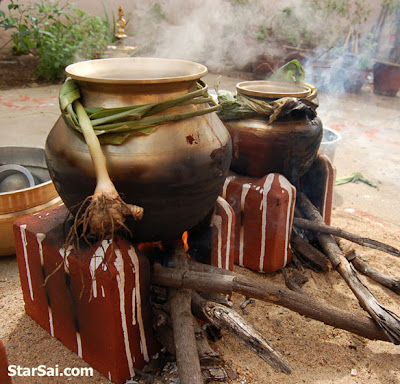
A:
1 208 400 384
0 52 56 89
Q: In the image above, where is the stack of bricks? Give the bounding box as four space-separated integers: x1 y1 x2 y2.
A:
13 197 236 384
12 155 334 383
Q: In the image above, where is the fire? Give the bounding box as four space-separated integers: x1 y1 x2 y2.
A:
182 231 189 253
137 241 164 254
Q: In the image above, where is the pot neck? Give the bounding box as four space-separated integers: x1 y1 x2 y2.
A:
76 80 200 108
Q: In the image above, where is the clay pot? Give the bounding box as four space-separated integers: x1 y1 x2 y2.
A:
45 58 232 242
373 60 400 97
222 81 323 183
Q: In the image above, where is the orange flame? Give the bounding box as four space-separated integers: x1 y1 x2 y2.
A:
182 231 189 253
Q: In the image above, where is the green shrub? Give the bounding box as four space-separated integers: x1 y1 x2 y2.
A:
0 1 112 81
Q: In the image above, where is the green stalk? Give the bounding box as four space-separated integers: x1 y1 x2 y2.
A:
73 100 117 196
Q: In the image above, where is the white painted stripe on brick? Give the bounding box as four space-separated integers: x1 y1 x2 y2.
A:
279 175 293 267
36 233 46 266
20 225 34 301
222 176 235 199
239 184 251 266
128 247 149 362
321 162 329 221
212 215 223 268
217 197 233 270
114 249 135 376
259 174 275 271
89 240 111 299
132 287 137 326
76 332 82 358
58 246 73 272
48 307 54 337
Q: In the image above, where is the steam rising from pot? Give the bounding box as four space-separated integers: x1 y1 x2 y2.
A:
77 0 385 93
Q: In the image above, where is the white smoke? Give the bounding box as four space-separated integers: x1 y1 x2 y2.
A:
117 0 383 93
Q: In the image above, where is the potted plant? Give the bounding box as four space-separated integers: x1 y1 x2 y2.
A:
372 0 400 96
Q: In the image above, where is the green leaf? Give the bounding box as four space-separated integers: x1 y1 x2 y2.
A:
335 172 379 189
61 80 218 144
59 79 81 111
269 60 305 82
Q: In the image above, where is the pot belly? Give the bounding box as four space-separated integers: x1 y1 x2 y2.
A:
45 113 232 242
225 116 323 183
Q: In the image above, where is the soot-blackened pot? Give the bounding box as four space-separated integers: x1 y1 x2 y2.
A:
45 58 232 242
222 81 323 183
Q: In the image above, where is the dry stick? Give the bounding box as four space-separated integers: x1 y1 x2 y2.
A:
168 247 203 384
281 268 308 296
152 263 390 343
293 217 400 258
297 192 400 344
343 251 400 295
191 292 293 374
291 233 331 271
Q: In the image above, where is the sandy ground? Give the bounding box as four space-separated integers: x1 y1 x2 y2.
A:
1 208 400 384
1 73 400 383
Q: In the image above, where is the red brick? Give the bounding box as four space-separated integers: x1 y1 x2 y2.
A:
222 173 296 273
13 204 159 384
0 339 12 384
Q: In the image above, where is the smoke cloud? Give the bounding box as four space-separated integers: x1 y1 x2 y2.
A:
117 0 385 93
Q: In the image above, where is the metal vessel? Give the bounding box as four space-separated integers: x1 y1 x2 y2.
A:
0 146 61 256
222 80 323 183
45 58 232 242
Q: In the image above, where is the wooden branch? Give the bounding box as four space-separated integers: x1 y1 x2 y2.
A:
297 192 400 344
152 263 391 343
344 252 400 295
291 233 331 271
293 217 400 258
169 247 203 384
169 287 203 384
191 292 293 374
282 268 308 295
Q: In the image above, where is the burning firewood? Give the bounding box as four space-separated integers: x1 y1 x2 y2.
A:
167 245 203 384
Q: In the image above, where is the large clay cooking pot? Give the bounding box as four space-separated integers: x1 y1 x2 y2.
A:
222 81 323 183
45 58 232 242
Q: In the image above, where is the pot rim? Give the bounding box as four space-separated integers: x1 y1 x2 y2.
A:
65 57 208 84
236 80 312 98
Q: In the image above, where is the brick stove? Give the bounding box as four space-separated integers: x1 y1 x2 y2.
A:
12 154 334 384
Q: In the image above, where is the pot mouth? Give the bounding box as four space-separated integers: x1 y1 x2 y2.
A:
236 80 312 98
65 57 208 84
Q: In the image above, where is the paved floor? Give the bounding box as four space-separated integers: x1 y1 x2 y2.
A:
1 74 399 226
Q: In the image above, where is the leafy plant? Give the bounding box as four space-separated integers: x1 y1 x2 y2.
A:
256 0 372 51
369 0 400 63
0 0 112 81
310 0 372 26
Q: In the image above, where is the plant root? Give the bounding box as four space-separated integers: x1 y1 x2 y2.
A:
65 192 144 250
